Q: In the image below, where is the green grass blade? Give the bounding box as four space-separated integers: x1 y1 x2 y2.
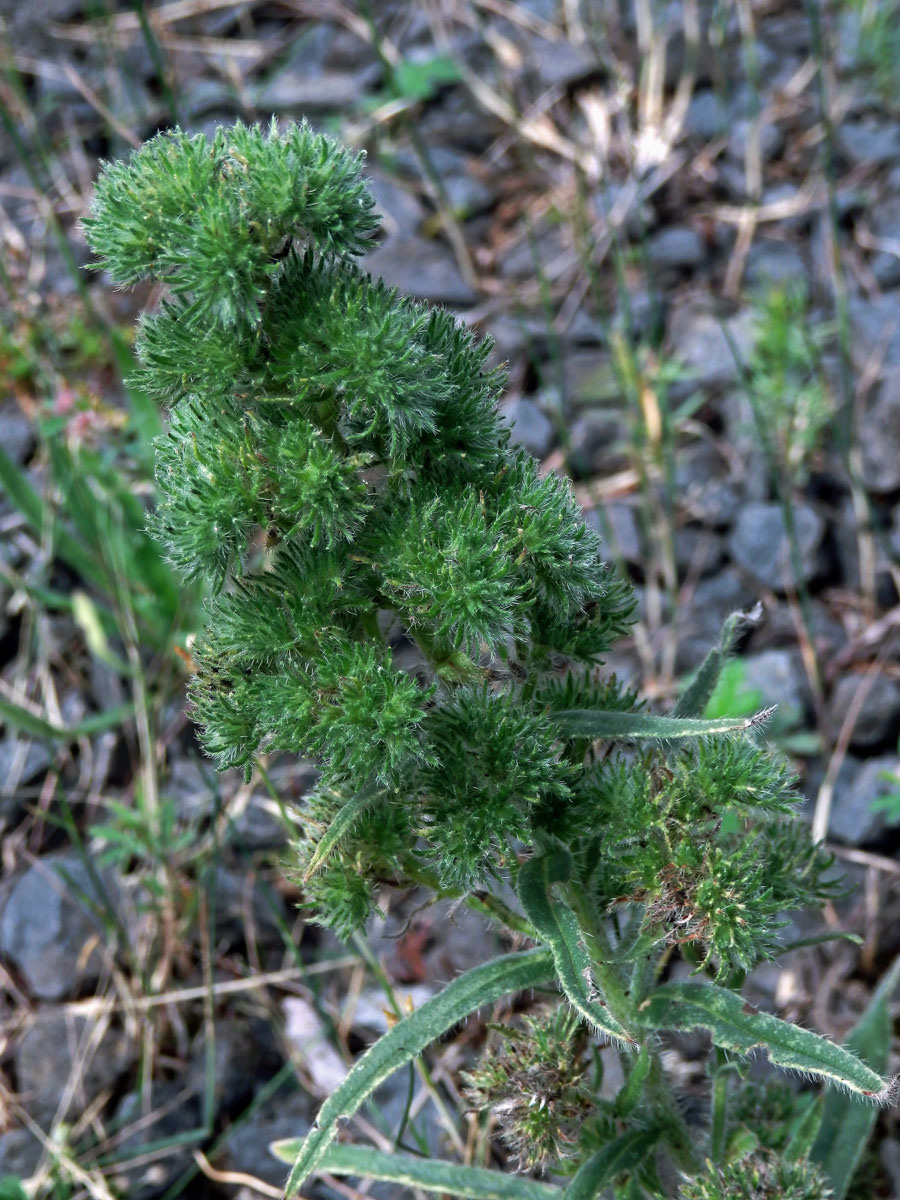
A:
0 444 103 588
551 708 776 740
283 948 556 1197
563 1129 660 1200
0 694 133 742
518 848 636 1046
639 981 898 1102
303 785 385 880
272 1143 561 1199
811 952 900 1197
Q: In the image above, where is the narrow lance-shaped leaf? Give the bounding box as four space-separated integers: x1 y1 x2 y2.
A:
672 604 763 718
550 707 776 741
811 951 900 1198
303 784 386 880
639 981 899 1102
272 1143 561 1200
563 1129 661 1200
283 948 556 1197
518 847 637 1046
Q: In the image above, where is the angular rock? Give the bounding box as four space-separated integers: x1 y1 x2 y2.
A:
667 304 756 391
646 227 707 271
827 671 900 751
849 293 900 367
727 501 824 591
0 1128 42 1178
741 648 809 723
821 755 899 845
363 236 478 306
217 1086 314 1188
13 1012 134 1127
674 568 759 672
586 502 642 565
837 118 900 168
500 396 555 458
860 368 900 492
0 853 119 1000
674 442 742 527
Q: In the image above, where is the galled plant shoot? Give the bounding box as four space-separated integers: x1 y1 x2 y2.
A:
85 121 897 1200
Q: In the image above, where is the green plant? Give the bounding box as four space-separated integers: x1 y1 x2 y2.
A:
85 120 897 1200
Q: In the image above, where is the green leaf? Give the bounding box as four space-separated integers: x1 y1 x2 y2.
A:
783 1094 824 1163
639 981 899 1102
283 948 556 1197
550 708 776 741
517 848 636 1046
614 1046 652 1118
0 443 104 589
303 784 385 880
674 605 763 719
272 1143 561 1199
0 693 133 742
563 1130 660 1200
811 952 900 1197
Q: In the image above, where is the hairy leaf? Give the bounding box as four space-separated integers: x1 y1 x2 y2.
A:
283 948 555 1196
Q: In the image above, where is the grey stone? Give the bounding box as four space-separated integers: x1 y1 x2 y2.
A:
0 853 119 1000
824 755 899 845
727 119 785 163
0 1128 42 1178
673 526 723 579
13 1012 134 1127
744 239 806 289
0 405 33 465
363 236 478 306
674 442 742 527
500 396 555 458
849 293 900 367
110 1082 202 1200
254 65 379 111
214 865 289 951
837 118 900 168
667 304 756 391
529 37 598 89
586 503 642 565
674 568 759 672
366 171 424 238
827 672 900 750
646 227 707 271
728 501 824 592
741 649 808 724
860 368 900 492
567 409 628 478
683 89 729 140
187 1019 279 1118
217 1086 314 1187
564 351 619 407
0 739 53 817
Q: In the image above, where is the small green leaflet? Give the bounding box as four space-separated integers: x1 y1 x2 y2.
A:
638 981 899 1102
517 847 637 1046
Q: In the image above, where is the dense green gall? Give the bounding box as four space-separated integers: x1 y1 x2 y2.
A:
86 120 896 1200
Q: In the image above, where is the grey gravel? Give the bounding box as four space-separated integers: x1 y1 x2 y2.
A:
500 396 555 458
836 118 900 168
741 648 809 723
0 853 119 1000
728 501 824 591
218 1087 314 1187
13 1012 134 1126
587 502 642 565
827 672 900 751
667 304 756 391
859 367 900 492
819 755 900 845
646 226 707 270
364 236 478 306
